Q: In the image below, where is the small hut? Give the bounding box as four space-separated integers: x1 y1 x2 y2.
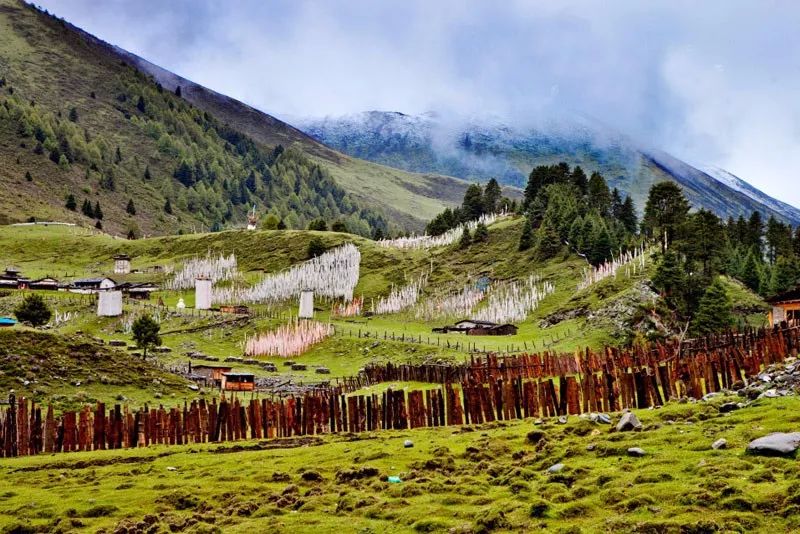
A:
767 285 800 326
71 277 116 293
221 372 255 391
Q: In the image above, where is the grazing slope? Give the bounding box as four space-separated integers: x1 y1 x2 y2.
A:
0 330 191 410
298 111 800 224
0 396 798 533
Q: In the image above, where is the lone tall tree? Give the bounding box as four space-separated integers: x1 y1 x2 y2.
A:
132 315 161 359
14 294 52 327
642 182 690 252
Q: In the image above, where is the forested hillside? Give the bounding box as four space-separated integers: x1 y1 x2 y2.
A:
0 1 390 237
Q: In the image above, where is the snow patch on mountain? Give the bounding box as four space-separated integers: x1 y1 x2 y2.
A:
701 165 800 222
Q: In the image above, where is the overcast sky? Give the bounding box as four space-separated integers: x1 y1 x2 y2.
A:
37 1 800 206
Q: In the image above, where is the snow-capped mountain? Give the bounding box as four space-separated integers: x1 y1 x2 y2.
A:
296 111 800 225
699 166 800 224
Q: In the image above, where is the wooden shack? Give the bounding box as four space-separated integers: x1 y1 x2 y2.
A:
117 282 159 300
29 277 60 291
434 319 518 336
467 323 518 336
767 286 800 326
70 277 116 293
221 372 255 392
191 364 233 383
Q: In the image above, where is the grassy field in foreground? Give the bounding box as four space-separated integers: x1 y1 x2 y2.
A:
0 396 799 533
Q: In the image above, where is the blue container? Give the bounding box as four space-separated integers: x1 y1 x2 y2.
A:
0 317 17 327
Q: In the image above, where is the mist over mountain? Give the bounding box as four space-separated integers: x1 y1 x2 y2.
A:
297 111 800 225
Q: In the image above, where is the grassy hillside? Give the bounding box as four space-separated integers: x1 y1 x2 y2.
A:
110 50 473 230
0 330 192 410
1 395 799 532
0 220 769 387
0 0 455 237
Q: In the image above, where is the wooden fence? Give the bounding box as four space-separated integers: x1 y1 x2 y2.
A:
1 324 797 457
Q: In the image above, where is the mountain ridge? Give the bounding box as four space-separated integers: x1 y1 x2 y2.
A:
298 110 800 225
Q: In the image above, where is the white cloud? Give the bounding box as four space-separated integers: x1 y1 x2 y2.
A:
36 0 800 207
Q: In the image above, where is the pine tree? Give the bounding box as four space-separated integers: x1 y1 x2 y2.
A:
136 96 146 113
126 199 136 215
570 166 588 194
473 222 489 242
95 220 102 230
747 211 764 256
652 250 687 310
461 184 485 221
741 251 762 293
619 196 638 234
144 165 152 180
94 201 103 220
127 229 137 240
114 146 122 164
331 220 348 233
588 224 613 265
518 217 534 251
13 293 52 327
308 219 328 231
587 172 612 216
642 181 690 251
770 256 799 295
277 219 287 230
65 194 77 211
81 199 94 218
132 315 161 359
483 178 502 214
68 107 78 122
164 198 173 214
459 227 472 249
692 278 733 335
175 85 182 97
533 220 562 260
25 171 32 182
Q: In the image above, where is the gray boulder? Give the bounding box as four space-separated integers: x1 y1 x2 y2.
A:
627 447 646 457
746 432 800 456
547 463 565 473
616 412 643 432
711 438 728 450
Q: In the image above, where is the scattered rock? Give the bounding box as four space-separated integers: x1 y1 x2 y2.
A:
557 416 568 424
403 440 414 448
589 412 611 424
627 447 646 457
746 432 800 456
719 402 740 413
586 443 597 451
547 463 565 473
166 466 177 471
712 438 728 450
533 419 543 425
315 367 331 375
616 412 643 432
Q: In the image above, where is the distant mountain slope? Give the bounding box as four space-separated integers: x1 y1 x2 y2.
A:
699 165 800 224
104 50 472 231
0 1 469 235
298 111 800 225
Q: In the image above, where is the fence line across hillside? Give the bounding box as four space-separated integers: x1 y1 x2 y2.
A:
333 326 575 354
1 324 797 458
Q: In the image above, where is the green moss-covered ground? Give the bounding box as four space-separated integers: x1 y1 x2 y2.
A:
0 396 798 533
